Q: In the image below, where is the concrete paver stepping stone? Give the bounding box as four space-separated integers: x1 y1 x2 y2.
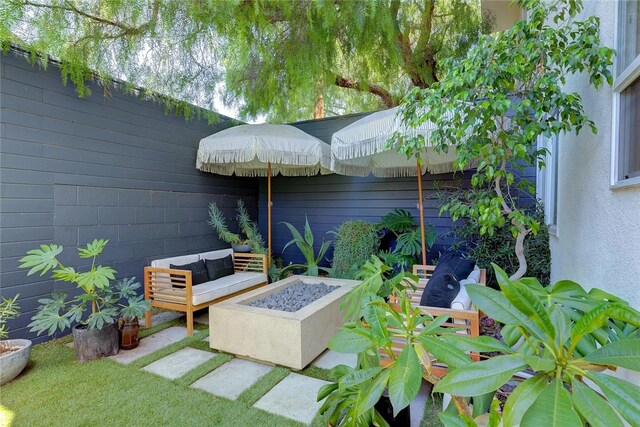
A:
253 372 331 425
313 349 357 370
410 381 430 427
142 347 217 380
110 326 188 365
191 358 272 400
194 312 209 325
139 311 183 327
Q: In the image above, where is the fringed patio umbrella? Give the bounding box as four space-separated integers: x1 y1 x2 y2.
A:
331 107 457 265
197 124 331 266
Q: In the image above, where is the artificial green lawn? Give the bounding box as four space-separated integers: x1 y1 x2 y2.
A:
0 319 441 426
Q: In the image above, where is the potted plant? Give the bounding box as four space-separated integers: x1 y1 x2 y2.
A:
19 239 151 361
434 265 640 426
114 277 150 350
0 295 32 385
321 259 640 427
208 199 266 253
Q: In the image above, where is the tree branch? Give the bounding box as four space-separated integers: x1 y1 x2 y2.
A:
335 76 396 108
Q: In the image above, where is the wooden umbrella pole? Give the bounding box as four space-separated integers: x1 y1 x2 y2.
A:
417 161 427 266
267 162 272 268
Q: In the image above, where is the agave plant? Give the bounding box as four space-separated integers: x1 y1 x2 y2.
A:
280 217 332 276
434 265 640 427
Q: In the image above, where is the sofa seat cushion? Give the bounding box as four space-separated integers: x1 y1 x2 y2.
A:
450 280 473 310
191 272 267 306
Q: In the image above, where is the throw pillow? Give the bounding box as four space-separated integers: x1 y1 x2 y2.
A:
169 260 209 286
433 251 476 281
204 255 235 281
420 269 461 308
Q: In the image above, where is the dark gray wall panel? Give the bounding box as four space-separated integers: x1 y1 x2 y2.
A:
0 53 257 342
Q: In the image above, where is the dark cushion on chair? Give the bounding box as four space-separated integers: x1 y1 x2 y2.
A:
420 268 461 308
204 255 235 281
170 260 209 286
433 252 476 281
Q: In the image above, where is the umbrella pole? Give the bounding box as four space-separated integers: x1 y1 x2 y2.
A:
417 162 427 266
267 162 272 268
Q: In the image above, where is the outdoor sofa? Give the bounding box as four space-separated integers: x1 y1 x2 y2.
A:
144 248 268 336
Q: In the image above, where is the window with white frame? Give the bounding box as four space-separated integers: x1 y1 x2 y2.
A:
614 0 640 185
537 134 558 234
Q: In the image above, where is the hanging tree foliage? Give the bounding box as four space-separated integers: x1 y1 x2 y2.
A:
0 0 491 122
392 0 614 280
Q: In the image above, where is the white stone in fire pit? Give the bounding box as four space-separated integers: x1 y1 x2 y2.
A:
208 275 360 370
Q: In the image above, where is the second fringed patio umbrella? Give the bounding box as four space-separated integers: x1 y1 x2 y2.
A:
331 107 457 265
197 124 331 265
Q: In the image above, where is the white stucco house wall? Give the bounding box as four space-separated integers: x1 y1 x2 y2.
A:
533 0 640 386
534 1 640 310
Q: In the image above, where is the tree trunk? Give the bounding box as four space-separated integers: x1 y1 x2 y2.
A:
509 221 530 281
314 92 324 119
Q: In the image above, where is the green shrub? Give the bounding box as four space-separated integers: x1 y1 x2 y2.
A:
452 206 550 288
331 221 380 279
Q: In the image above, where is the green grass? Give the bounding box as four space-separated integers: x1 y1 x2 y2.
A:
0 318 440 427
421 392 445 427
0 326 333 427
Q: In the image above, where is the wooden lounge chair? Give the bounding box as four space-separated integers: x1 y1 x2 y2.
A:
383 264 487 377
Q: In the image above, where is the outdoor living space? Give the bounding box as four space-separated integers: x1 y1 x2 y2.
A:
2 1 640 427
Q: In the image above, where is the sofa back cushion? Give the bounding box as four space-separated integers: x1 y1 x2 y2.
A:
205 255 235 281
198 248 234 262
152 254 199 270
170 260 209 285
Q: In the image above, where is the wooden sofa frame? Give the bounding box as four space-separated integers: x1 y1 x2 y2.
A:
384 264 487 378
144 252 268 336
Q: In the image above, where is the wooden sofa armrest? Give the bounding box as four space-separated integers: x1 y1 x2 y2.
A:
233 252 268 274
144 267 193 306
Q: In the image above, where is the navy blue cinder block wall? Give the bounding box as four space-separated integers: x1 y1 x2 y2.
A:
259 115 536 268
0 52 257 342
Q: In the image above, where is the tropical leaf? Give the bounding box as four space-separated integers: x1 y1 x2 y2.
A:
521 379 582 427
356 370 390 417
388 345 422 415
77 239 108 258
571 379 624 427
328 329 374 354
466 284 543 339
420 336 472 369
589 371 640 426
583 339 640 371
503 375 548 427
338 367 382 389
18 244 63 276
434 354 527 396
441 334 512 354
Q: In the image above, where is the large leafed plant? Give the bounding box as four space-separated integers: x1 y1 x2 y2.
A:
19 239 150 334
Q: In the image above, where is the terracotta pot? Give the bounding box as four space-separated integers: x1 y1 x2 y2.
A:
119 318 140 350
0 339 32 385
72 323 119 361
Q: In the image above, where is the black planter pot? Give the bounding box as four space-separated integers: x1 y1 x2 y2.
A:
232 244 252 253
375 393 411 427
72 322 119 361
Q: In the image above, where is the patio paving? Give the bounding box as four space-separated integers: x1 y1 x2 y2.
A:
110 326 188 365
139 311 184 327
142 347 217 380
190 358 273 400
312 349 357 370
253 372 331 425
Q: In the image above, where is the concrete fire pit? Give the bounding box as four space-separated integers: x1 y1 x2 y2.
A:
208 275 360 370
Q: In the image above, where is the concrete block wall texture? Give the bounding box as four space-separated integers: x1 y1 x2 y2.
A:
0 52 257 342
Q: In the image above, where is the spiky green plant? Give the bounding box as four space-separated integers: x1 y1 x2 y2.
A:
0 295 20 339
280 217 332 277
